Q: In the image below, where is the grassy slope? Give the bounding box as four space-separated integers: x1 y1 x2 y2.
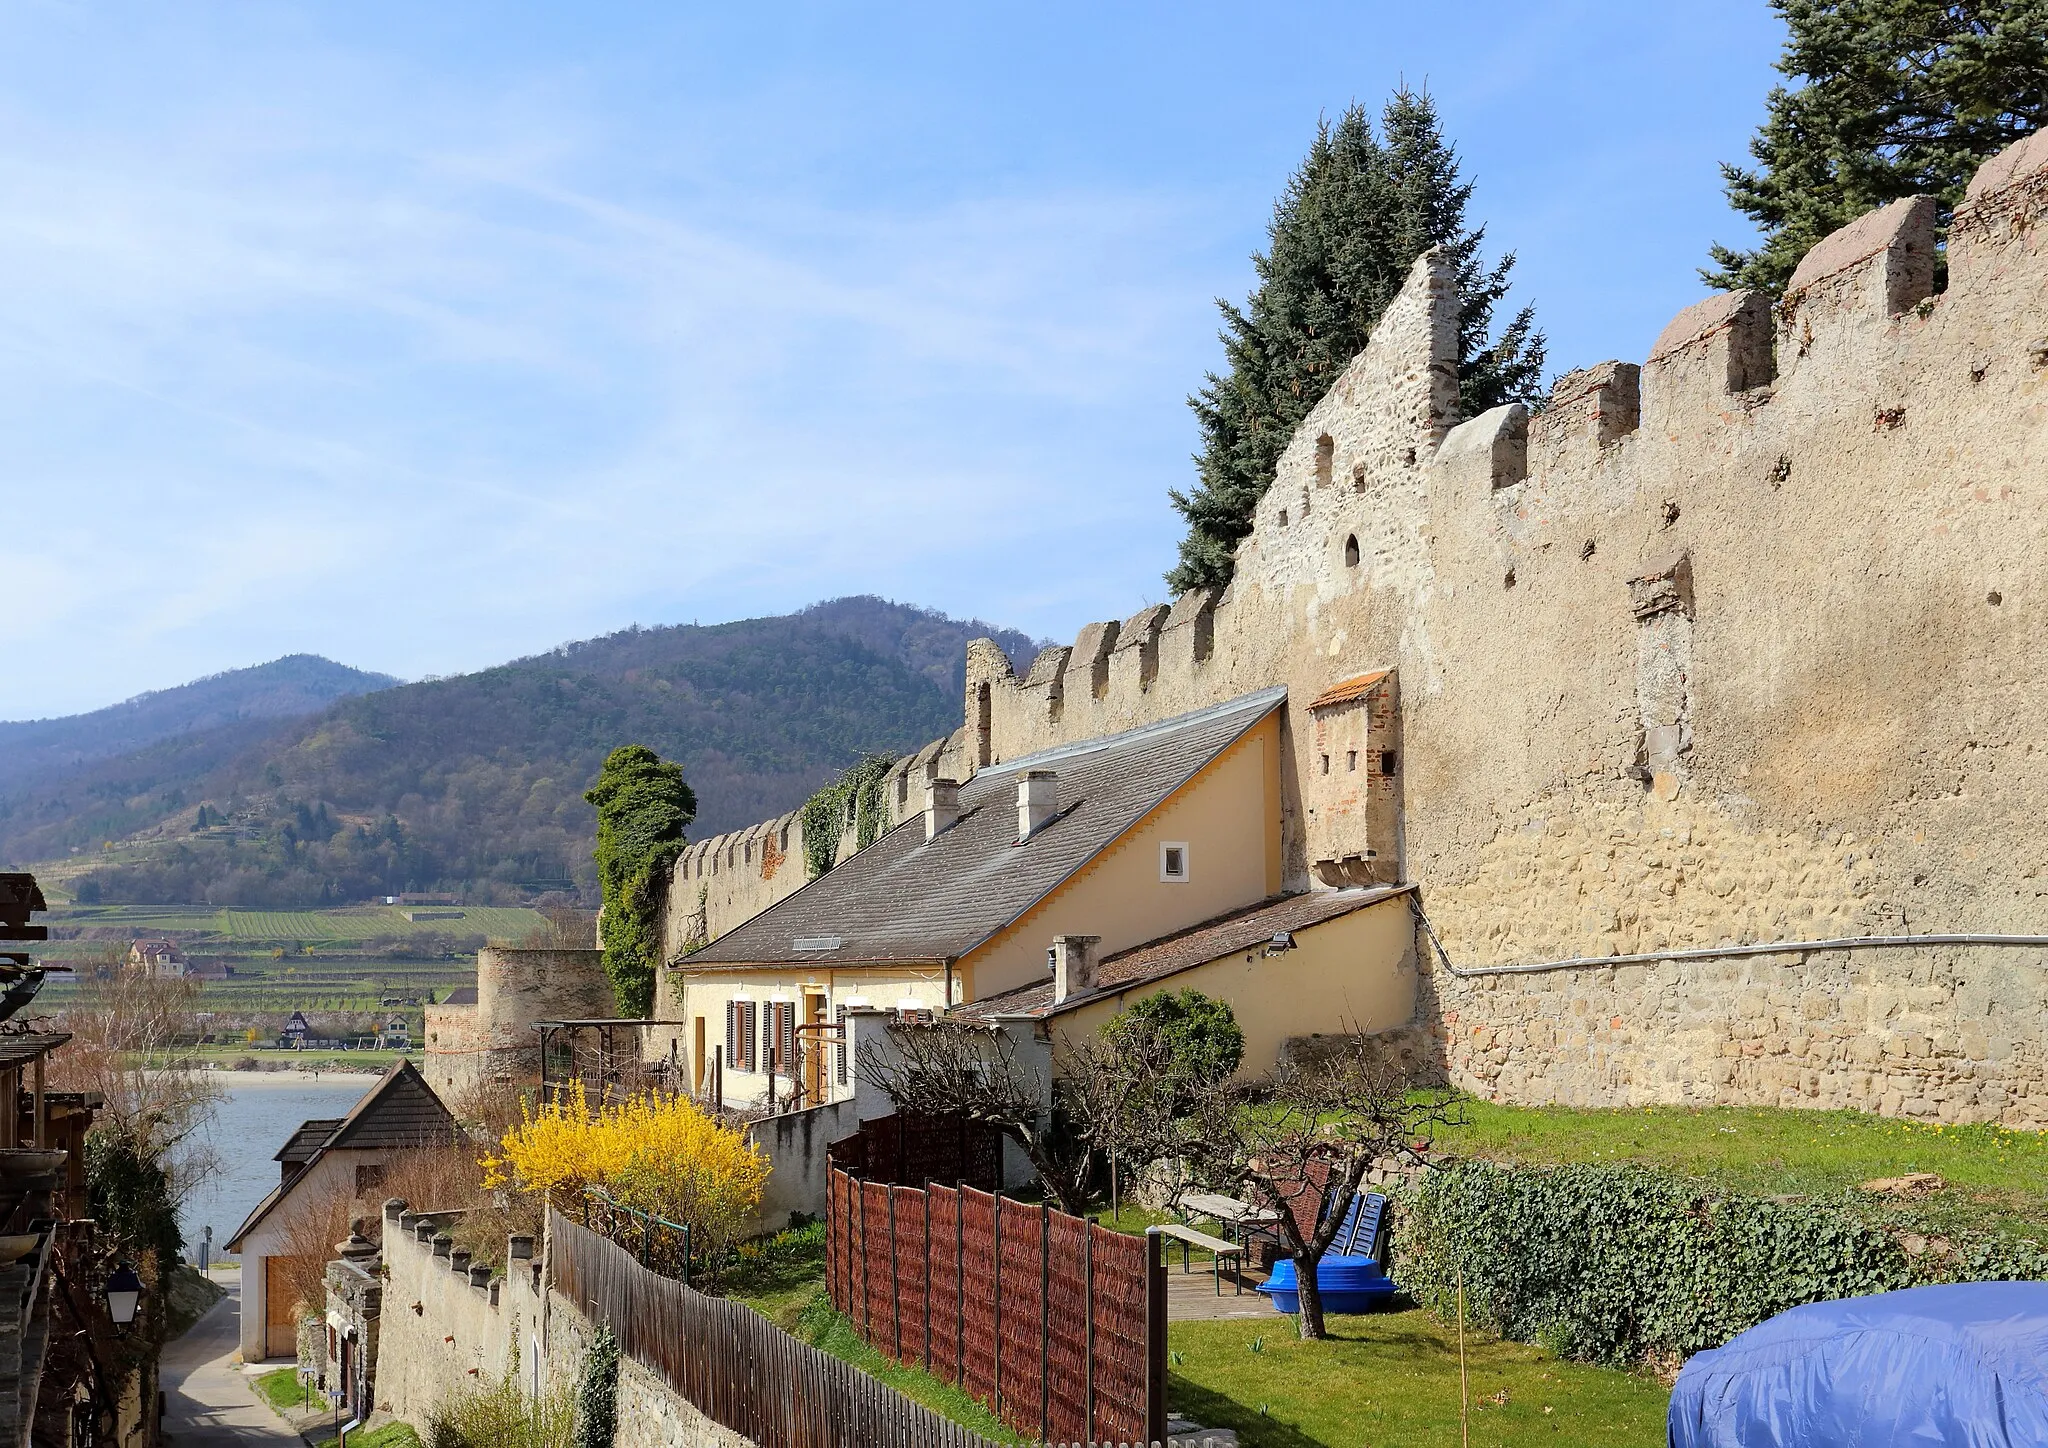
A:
1432 1099 2048 1239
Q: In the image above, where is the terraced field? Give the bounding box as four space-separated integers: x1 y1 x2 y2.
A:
54 903 547 943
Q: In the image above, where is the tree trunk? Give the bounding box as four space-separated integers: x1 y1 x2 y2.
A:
1294 1250 1327 1339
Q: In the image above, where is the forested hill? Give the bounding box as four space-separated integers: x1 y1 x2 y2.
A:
0 654 397 791
0 598 1037 908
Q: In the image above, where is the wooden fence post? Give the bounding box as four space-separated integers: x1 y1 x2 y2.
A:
923 1182 933 1372
889 1187 902 1361
1038 1202 1050 1444
991 1189 1003 1423
955 1188 965 1386
1145 1228 1167 1446
1083 1223 1095 1445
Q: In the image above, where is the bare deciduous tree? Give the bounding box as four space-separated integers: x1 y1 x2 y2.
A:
49 965 224 1207
857 1021 1096 1211
1181 1037 1461 1340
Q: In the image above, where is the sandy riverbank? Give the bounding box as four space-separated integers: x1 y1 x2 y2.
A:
200 1067 390 1086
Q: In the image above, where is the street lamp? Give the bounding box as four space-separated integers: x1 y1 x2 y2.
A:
103 1265 142 1328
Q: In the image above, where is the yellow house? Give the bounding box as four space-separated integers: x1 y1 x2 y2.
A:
668 687 1418 1107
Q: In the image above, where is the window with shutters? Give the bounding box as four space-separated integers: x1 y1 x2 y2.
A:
732 1000 757 1071
834 1004 849 1086
725 1001 739 1068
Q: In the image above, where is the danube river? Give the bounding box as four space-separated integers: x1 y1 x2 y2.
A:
180 1071 377 1262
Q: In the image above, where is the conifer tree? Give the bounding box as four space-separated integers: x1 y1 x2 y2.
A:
1706 0 2048 295
1167 88 1545 593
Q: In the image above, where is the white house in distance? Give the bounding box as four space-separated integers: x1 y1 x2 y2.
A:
225 1060 456 1361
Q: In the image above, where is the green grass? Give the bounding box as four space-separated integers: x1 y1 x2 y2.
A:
1432 1099 2048 1239
792 1292 1023 1444
343 1423 423 1448
1168 1310 1669 1448
724 1220 830 1325
253 1367 312 1414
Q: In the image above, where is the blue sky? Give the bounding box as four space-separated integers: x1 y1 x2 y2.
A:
0 1 1785 719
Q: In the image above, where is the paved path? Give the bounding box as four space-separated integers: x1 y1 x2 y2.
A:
161 1272 302 1445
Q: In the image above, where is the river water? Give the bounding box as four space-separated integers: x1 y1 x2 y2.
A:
179 1071 377 1262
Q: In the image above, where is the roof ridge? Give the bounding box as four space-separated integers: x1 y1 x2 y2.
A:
996 685 1288 773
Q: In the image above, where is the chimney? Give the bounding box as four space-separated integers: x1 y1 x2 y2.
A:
1052 934 1100 1004
924 779 961 841
1017 769 1057 842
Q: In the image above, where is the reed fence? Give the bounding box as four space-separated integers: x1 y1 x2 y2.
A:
826 1168 1165 1445
550 1208 1005 1448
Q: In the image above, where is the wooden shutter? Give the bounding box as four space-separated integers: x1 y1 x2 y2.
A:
739 1001 757 1071
834 1004 849 1086
725 1001 738 1068
779 1003 797 1076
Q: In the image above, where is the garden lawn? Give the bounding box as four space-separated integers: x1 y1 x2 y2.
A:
1431 1100 2048 1240
252 1367 309 1415
1169 1309 1669 1448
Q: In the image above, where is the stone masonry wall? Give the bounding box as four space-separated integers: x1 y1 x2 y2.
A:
665 134 2048 1127
425 948 614 1104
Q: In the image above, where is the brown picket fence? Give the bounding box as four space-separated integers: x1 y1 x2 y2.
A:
826 1168 1164 1445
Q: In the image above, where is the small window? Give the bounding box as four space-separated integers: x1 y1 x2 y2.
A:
1344 534 1360 568
1314 434 1334 488
1380 751 1398 777
1320 754 1330 775
1346 751 1358 772
1046 946 1057 973
1277 508 1289 528
354 1163 385 1196
1351 462 1367 492
1160 843 1190 883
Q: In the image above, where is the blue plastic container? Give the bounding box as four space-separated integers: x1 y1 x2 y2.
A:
1256 1255 1397 1315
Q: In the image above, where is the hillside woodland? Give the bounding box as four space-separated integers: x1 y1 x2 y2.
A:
0 654 395 791
0 598 1036 908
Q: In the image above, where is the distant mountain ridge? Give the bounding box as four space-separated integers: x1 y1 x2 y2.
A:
0 655 398 792
0 598 1037 908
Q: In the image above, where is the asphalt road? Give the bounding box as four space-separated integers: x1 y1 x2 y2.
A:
160 1272 302 1445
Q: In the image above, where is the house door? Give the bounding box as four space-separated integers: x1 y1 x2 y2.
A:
692 1017 707 1095
804 993 827 1103
340 1334 355 1412
264 1257 301 1358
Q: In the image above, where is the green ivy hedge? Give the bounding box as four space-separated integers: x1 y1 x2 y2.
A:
1399 1161 2048 1367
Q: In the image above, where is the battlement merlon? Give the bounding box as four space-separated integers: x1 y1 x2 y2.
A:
659 129 2048 960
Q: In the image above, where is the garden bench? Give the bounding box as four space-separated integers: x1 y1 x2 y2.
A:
1152 1222 1247 1295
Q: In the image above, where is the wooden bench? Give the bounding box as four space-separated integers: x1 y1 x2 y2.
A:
1152 1222 1247 1295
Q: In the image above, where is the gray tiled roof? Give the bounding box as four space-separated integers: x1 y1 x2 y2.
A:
227 1059 457 1251
683 687 1287 969
952 885 1413 1020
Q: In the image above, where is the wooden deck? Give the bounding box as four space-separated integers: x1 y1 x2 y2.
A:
1164 1262 1277 1321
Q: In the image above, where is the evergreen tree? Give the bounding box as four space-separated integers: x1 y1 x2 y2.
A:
1707 0 2048 294
1167 88 1546 593
586 744 696 1017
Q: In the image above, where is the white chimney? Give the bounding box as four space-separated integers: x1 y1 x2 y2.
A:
1052 934 1100 1004
924 779 961 841
1017 769 1057 842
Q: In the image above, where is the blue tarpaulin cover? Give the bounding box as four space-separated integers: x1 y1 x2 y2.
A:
1668 1282 2048 1447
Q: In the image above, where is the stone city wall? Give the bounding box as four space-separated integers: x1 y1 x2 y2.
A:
425 948 615 1104
374 1204 544 1429
663 133 2048 1125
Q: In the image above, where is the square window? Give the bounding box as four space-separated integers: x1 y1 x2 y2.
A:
1160 843 1190 883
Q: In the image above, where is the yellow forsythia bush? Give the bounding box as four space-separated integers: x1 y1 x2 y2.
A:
484 1083 767 1249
